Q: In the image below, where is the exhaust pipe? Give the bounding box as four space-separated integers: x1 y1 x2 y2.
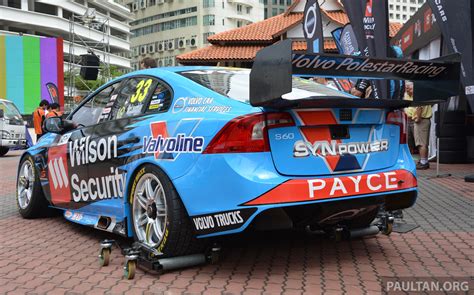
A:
347 225 380 239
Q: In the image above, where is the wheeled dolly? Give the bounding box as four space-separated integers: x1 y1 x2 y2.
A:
98 240 221 280
324 212 395 241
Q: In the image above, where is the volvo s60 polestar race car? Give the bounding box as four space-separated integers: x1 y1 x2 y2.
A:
16 40 460 257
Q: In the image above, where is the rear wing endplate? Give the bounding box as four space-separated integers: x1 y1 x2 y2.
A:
249 39 461 108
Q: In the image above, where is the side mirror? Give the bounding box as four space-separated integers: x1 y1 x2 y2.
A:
0 109 4 118
44 117 63 133
44 117 76 134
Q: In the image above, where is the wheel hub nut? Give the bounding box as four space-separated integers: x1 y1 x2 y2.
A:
146 203 157 219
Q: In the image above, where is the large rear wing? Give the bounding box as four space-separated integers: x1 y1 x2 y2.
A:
249 39 461 109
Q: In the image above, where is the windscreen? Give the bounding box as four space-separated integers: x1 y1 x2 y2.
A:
0 101 22 120
179 69 352 103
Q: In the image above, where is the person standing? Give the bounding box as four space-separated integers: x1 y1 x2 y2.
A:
33 100 49 141
46 103 62 118
413 104 432 169
140 57 157 69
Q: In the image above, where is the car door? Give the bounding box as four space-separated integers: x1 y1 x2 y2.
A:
45 82 121 209
83 76 165 216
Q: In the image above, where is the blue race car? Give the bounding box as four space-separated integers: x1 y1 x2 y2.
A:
16 41 459 257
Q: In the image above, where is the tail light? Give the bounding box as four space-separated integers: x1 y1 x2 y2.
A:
386 110 407 144
203 112 295 154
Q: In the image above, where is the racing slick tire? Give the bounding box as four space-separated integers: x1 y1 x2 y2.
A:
438 137 467 151
16 155 52 218
129 164 206 257
439 150 467 164
436 124 466 138
434 110 466 124
0 147 9 157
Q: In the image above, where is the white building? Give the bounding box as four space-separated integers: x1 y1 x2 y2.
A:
122 0 264 69
389 0 425 23
0 0 133 69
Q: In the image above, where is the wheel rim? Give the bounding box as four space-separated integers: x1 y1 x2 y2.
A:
132 173 167 248
17 160 34 209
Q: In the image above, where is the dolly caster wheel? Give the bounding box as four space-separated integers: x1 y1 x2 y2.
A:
382 221 393 235
333 227 344 242
99 248 111 267
209 245 221 265
124 260 136 280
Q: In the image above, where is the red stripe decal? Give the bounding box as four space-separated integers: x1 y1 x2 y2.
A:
244 170 417 206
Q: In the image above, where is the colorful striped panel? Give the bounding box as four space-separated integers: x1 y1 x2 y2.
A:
5 36 24 112
0 36 6 98
40 38 58 104
23 36 41 114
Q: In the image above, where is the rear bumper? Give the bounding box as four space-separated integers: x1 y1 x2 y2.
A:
174 144 417 237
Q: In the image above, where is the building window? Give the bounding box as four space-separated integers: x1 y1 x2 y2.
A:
279 8 284 13
203 0 215 8
273 0 277 4
149 0 156 5
203 14 215 26
237 20 242 27
264 9 268 18
203 32 215 44
272 8 278 16
222 18 225 25
246 6 251 14
237 4 242 13
280 0 284 5
287 0 292 5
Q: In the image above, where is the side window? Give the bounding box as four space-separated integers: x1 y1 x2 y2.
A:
146 81 173 113
70 83 118 127
110 77 157 120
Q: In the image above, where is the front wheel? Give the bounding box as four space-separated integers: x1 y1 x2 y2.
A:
17 155 51 218
0 147 9 157
129 165 206 257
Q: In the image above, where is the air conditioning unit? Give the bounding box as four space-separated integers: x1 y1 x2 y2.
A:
148 43 155 53
132 2 139 11
139 0 147 9
157 41 164 52
167 40 175 50
140 45 147 55
189 37 197 47
178 38 185 49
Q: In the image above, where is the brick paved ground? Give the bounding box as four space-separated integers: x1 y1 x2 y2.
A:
0 150 472 294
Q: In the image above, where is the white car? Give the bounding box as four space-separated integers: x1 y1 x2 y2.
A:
0 99 27 156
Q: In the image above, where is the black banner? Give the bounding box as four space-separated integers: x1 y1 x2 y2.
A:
303 0 324 53
390 3 440 56
342 0 390 99
427 0 474 111
339 24 360 55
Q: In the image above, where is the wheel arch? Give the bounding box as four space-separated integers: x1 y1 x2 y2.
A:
123 161 193 237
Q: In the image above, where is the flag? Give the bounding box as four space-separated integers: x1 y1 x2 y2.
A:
427 0 474 110
303 0 324 54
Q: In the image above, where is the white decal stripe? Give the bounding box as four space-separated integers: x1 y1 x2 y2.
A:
53 159 63 188
49 160 58 189
58 159 68 187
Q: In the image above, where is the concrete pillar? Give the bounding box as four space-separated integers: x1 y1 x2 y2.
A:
57 6 63 18
21 0 28 11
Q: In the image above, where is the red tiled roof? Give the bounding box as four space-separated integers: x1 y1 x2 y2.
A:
177 45 264 62
207 13 303 44
177 40 338 64
292 39 338 52
322 9 401 37
322 10 350 25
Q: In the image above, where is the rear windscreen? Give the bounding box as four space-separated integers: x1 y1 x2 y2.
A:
179 69 352 104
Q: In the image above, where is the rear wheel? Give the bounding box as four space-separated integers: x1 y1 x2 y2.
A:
129 165 206 257
17 155 51 218
0 147 9 157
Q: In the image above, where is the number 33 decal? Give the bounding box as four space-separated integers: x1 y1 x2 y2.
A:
131 79 152 103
